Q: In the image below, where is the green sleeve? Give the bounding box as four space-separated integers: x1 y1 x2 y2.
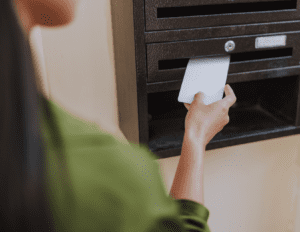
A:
44 99 211 232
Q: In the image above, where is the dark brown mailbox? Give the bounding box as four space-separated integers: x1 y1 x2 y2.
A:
129 0 300 159
147 32 300 83
145 0 299 31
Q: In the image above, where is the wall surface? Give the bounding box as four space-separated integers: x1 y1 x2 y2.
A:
29 0 300 231
31 0 128 144
157 135 300 232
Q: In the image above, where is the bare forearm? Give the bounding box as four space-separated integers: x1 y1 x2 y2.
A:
169 133 206 205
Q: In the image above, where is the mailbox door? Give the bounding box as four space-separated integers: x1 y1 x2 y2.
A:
145 0 300 31
146 32 300 83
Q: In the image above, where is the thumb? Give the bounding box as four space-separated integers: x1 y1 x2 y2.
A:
194 91 205 104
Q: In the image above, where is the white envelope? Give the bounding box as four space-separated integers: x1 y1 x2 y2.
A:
178 55 230 105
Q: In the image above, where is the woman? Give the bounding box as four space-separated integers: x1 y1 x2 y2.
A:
1 0 237 231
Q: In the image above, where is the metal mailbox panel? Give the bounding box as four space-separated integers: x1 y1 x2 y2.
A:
145 0 299 31
146 32 300 83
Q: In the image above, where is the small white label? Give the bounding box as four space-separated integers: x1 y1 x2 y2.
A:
255 35 286 49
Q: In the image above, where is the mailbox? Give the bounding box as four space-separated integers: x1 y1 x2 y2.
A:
147 32 300 83
145 0 299 31
148 75 299 153
127 0 300 159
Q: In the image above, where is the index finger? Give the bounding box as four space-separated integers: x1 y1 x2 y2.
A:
222 84 237 108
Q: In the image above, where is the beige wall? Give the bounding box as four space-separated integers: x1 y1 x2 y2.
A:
158 136 300 232
30 0 129 144
29 0 300 231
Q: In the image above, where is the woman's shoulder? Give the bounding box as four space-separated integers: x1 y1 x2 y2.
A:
43 98 104 136
45 98 158 155
42 98 177 231
42 96 160 179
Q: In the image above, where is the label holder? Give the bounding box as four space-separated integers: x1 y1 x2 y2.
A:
255 35 287 49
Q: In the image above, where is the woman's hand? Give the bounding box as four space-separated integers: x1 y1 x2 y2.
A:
184 84 237 146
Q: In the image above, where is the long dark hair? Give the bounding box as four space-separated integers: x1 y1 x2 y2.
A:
0 1 65 230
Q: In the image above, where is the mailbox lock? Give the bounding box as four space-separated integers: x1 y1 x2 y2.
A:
225 40 235 52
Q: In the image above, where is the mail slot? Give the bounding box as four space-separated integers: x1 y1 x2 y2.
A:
146 32 300 83
147 75 299 152
145 0 299 31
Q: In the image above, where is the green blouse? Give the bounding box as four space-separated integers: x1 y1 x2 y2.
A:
42 98 211 232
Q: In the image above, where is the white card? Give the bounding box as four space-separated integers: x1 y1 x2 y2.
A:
178 55 230 105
